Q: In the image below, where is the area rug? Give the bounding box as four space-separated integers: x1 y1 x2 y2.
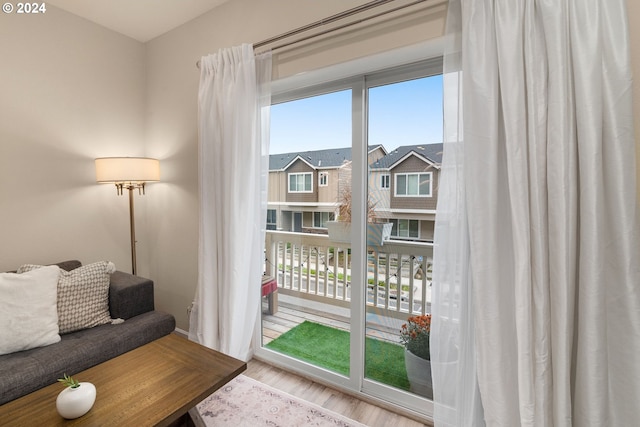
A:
191 374 367 427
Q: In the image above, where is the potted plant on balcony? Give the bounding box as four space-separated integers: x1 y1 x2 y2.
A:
326 183 392 246
400 314 432 398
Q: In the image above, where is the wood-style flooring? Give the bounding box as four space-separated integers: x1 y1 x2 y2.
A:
245 358 433 427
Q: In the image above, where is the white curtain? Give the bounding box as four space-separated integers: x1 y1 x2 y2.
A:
432 0 640 426
431 0 485 424
189 44 272 362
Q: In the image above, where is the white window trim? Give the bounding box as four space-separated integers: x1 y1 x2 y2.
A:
394 172 433 197
381 174 390 189
319 171 329 187
312 211 334 228
288 172 313 193
271 38 445 97
391 218 421 239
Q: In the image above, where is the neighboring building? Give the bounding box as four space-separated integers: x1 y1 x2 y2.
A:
369 143 442 242
267 145 386 233
267 143 442 242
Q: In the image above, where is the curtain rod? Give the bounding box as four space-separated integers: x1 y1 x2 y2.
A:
196 0 429 69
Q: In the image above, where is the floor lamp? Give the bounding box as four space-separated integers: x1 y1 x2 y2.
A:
95 157 160 275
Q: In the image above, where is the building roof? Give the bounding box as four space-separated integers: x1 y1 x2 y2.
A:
269 145 384 171
370 143 443 170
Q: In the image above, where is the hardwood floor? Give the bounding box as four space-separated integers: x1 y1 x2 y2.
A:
244 358 433 427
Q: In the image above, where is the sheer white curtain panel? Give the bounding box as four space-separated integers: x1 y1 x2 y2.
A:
432 0 640 425
189 44 272 362
431 0 485 424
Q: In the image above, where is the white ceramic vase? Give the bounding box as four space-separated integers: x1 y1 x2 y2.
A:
404 348 433 399
56 382 97 419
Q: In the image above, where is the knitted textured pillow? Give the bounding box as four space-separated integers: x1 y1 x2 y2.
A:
18 261 116 334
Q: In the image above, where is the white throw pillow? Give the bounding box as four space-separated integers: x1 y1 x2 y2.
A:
18 261 116 334
0 265 61 355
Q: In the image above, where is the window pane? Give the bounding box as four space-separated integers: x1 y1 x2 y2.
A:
399 219 409 237
313 211 332 228
397 175 406 195
419 174 430 196
409 220 419 237
390 219 398 235
266 89 353 378
305 174 312 191
407 175 419 195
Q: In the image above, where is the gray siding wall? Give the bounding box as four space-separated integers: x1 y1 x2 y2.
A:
286 160 318 203
420 220 435 241
390 156 439 211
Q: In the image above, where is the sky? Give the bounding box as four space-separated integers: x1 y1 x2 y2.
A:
269 74 443 155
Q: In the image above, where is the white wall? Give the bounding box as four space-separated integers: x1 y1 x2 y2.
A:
144 0 447 330
0 7 147 273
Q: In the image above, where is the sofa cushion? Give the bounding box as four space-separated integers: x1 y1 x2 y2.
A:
18 261 116 334
0 265 61 355
0 310 176 405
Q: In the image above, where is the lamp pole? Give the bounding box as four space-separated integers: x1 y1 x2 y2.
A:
127 185 137 276
95 157 160 277
116 182 144 276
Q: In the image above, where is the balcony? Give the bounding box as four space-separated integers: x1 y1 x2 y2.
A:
262 230 433 346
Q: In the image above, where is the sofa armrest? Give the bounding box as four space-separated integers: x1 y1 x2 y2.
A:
109 271 155 320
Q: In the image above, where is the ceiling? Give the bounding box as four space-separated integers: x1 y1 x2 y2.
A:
46 0 230 43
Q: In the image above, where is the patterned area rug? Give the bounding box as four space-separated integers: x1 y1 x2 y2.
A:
190 374 367 427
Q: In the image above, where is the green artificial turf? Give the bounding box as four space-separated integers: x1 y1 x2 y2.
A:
266 321 410 391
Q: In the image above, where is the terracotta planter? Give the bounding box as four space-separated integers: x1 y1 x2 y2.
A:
404 349 432 399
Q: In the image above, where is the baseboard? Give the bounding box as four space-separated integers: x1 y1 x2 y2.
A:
174 327 188 338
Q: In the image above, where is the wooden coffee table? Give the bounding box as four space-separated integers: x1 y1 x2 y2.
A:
0 333 246 426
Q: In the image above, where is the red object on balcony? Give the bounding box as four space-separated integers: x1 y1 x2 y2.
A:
262 275 278 314
261 275 277 297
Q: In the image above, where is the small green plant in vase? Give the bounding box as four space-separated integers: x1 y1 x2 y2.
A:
57 373 80 389
56 373 96 419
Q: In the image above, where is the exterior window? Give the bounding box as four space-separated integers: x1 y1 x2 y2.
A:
381 174 390 189
319 172 328 187
313 212 335 228
289 173 312 193
391 219 420 238
395 172 432 197
266 209 277 230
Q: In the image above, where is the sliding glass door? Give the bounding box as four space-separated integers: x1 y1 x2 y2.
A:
261 87 355 383
256 59 443 415
364 66 442 407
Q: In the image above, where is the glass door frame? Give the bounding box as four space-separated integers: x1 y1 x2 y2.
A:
255 77 359 394
254 55 443 418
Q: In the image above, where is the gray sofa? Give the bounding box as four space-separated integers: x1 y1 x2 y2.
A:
0 260 176 405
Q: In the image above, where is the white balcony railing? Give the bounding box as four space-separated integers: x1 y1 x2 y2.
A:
264 230 433 320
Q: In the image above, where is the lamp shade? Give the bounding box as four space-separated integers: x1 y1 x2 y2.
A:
95 157 160 183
